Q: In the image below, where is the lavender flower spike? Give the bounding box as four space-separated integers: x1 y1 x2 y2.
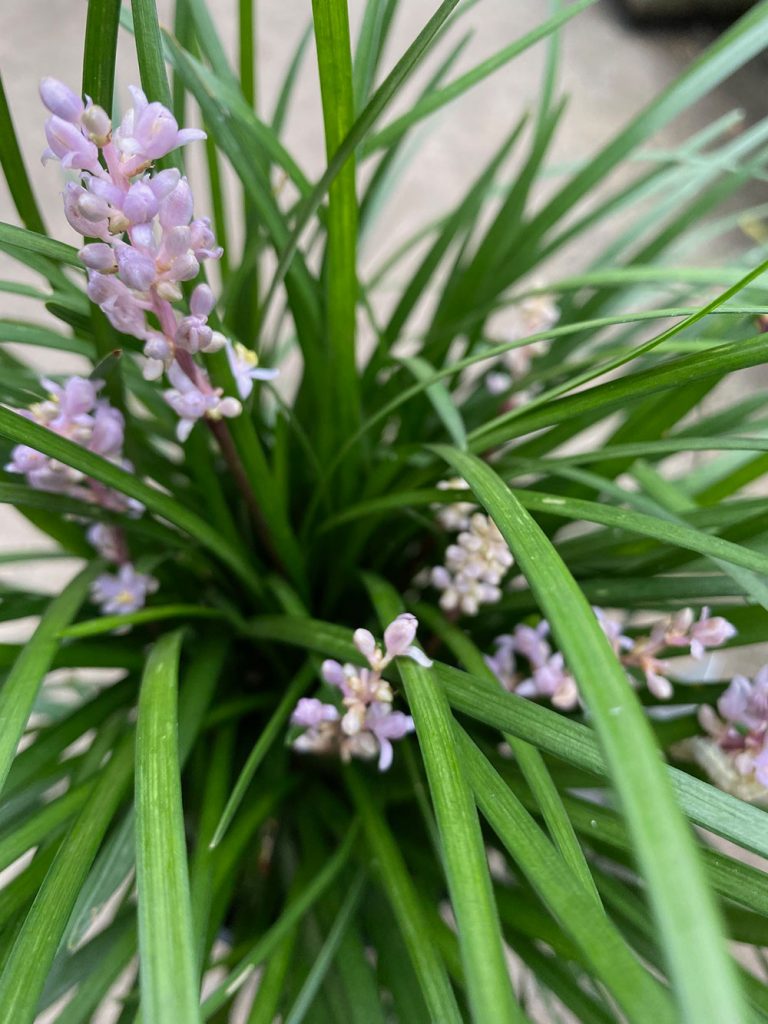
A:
42 80 245 441
290 613 427 771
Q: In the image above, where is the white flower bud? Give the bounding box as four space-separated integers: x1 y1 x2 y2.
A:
201 329 227 353
82 103 112 144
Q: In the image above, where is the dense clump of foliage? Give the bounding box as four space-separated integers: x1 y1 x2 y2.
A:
1 1 768 1020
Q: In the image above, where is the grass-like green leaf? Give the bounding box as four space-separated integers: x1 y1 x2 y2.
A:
135 630 201 1024
0 564 97 799
60 604 226 639
374 116 526 360
283 871 366 1024
520 0 768 257
345 768 463 1023
433 446 745 1023
419 603 600 904
82 0 121 112
312 0 361 465
0 222 80 268
51 918 135 1024
320 482 768 579
201 824 359 1017
210 663 311 847
272 23 312 133
0 783 91 874
261 0 462 320
0 735 133 1023
364 574 523 1024
401 355 467 449
0 319 93 355
162 39 311 198
0 77 45 234
456 729 677 1023
470 252 768 449
131 0 172 108
62 810 134 953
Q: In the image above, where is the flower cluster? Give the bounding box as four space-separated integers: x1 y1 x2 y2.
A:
6 376 138 512
486 606 736 708
427 478 514 616
619 606 736 699
40 78 276 442
290 613 431 771
89 556 158 615
5 376 157 616
692 667 768 803
485 293 559 398
485 623 579 710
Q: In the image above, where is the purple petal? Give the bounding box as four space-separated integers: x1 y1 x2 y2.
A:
718 675 751 723
383 613 418 659
353 628 377 663
321 659 347 689
39 78 84 122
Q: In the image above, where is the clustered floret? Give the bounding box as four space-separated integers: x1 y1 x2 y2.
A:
6 376 137 511
485 622 578 709
5 376 157 616
428 478 514 616
40 78 276 442
89 558 158 615
692 667 768 802
485 605 736 708
290 613 431 771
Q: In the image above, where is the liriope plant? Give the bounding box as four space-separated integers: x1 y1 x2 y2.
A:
1 1 768 1021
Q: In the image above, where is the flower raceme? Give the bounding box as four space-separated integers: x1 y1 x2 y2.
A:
40 78 276 442
428 478 514 616
5 376 139 514
692 667 768 804
5 376 158 617
485 606 737 708
290 613 432 771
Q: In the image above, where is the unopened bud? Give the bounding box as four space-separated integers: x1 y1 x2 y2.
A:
82 103 111 144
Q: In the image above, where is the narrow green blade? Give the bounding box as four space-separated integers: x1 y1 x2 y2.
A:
135 630 201 1023
0 736 133 1022
82 0 121 111
0 565 97 800
433 446 745 1024
312 0 361 463
364 574 523 1024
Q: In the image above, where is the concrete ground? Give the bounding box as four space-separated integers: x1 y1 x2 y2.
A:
1 3 766 1020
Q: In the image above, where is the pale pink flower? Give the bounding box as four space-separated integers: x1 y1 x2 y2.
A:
91 563 158 615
